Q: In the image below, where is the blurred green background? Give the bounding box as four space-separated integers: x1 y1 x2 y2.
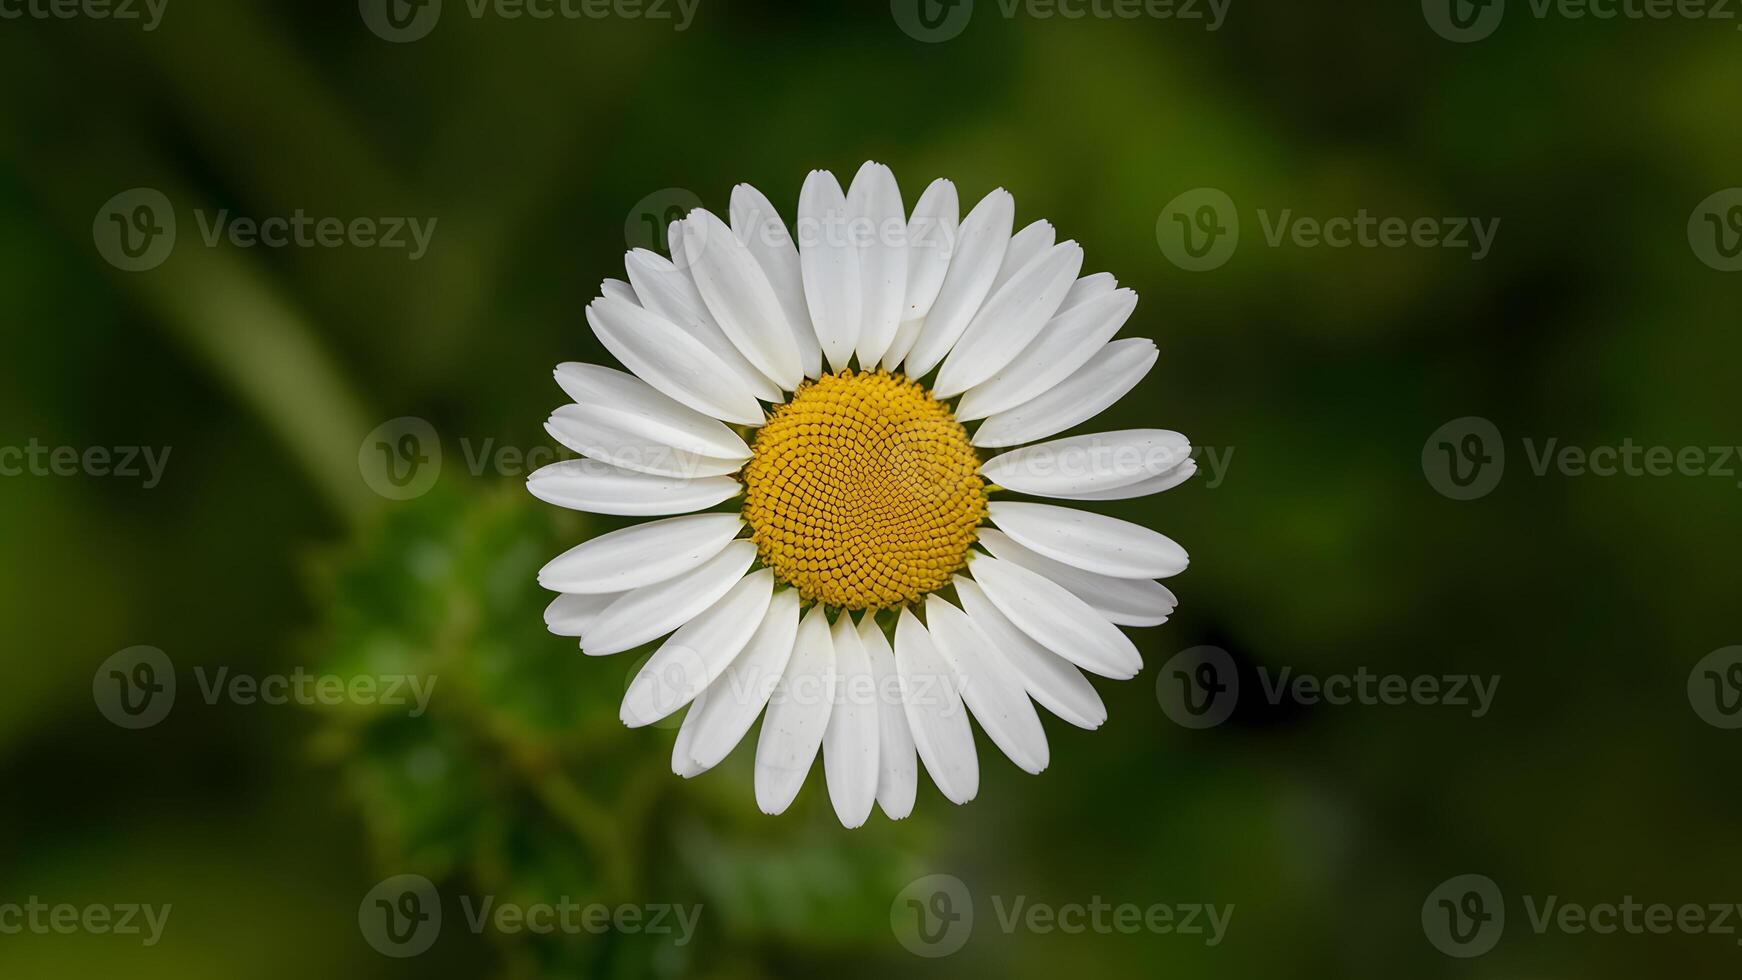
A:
3 0 1740 976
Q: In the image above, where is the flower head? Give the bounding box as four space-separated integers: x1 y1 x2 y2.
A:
533 162 1194 827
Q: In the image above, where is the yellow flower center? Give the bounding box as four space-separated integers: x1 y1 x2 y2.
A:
742 370 986 611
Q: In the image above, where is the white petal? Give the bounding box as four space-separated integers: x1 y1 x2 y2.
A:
686 588 801 771
545 405 744 479
526 459 739 517
971 338 1157 448
583 540 757 655
731 183 824 379
672 701 707 778
954 578 1107 729
538 513 744 594
991 220 1056 294
859 615 917 820
955 289 1139 421
989 501 1187 579
968 555 1143 680
894 609 978 805
1058 272 1118 312
981 429 1192 498
621 570 774 727
881 318 924 372
755 604 836 814
586 296 764 425
553 362 752 460
848 162 908 368
977 528 1177 627
797 170 861 373
900 178 958 325
903 188 1015 378
682 210 804 390
544 592 619 638
1041 458 1199 500
622 249 783 403
924 595 1049 775
667 218 695 271
933 241 1084 398
601 278 639 306
822 613 880 828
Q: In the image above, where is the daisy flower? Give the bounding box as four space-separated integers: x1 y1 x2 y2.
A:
532 162 1195 827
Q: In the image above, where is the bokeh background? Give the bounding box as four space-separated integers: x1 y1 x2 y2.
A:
3 0 1740 976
